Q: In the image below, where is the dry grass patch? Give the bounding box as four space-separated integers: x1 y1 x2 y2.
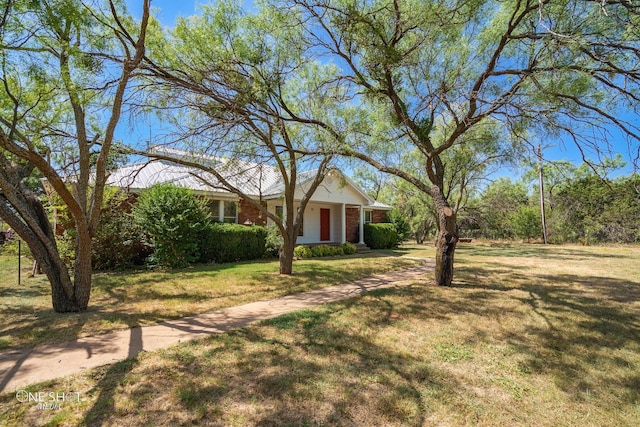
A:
0 253 419 350
1 243 639 426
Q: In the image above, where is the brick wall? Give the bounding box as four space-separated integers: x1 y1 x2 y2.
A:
346 207 360 243
238 199 267 226
372 209 389 223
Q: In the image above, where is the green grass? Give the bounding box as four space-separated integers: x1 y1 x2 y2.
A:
1 242 639 426
0 252 419 350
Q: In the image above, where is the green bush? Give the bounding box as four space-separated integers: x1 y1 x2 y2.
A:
265 225 283 257
92 194 149 270
310 245 326 257
364 223 399 249
133 183 210 268
340 242 357 255
307 244 350 258
333 246 345 256
198 223 267 263
0 237 32 257
293 245 312 259
388 209 411 243
509 205 541 243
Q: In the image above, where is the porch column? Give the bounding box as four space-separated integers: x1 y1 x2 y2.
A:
359 205 365 244
218 200 225 222
340 203 346 243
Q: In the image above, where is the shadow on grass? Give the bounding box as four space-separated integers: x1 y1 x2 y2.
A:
455 243 633 260
83 327 142 426
0 254 419 353
445 268 640 403
129 294 459 426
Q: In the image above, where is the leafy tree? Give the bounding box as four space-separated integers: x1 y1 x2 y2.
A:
510 205 542 242
478 178 529 239
138 1 354 274
552 173 640 244
0 0 150 311
283 0 640 286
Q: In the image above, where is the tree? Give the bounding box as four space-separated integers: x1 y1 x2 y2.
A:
282 0 639 286
510 205 542 242
0 0 150 312
552 172 640 244
477 177 529 239
137 1 354 274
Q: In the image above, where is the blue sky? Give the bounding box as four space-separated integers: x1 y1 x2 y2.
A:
126 1 200 25
123 1 637 179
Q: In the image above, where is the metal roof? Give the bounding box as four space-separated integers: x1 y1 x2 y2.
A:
107 150 391 209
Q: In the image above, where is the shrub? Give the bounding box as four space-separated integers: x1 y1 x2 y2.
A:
92 193 149 270
308 244 349 258
293 245 312 259
198 223 267 263
340 242 357 255
310 245 326 257
133 183 210 268
265 225 283 257
0 237 32 257
388 209 411 243
509 205 542 243
364 223 399 249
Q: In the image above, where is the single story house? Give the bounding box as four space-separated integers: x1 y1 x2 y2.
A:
107 150 391 246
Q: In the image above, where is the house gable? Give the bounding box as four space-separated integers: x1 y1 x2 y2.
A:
294 170 373 206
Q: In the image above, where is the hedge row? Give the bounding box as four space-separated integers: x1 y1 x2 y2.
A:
364 223 399 249
198 223 267 263
293 242 357 258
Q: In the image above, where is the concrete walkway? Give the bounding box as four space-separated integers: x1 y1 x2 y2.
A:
0 262 433 393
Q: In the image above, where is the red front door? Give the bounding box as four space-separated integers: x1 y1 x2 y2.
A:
320 208 331 241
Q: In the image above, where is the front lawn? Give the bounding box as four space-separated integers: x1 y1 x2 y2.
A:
1 242 639 426
0 253 420 351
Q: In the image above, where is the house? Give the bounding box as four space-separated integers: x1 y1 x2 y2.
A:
107 150 391 246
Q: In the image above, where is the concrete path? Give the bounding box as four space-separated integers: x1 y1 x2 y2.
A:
0 262 433 393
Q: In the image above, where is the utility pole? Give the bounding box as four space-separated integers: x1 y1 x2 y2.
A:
538 144 548 244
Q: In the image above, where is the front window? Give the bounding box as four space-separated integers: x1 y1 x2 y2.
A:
364 210 372 224
223 201 237 223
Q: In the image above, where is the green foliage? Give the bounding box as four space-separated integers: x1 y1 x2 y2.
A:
364 223 399 249
133 184 210 268
308 244 348 258
293 245 312 259
478 178 529 239
310 245 330 257
388 209 411 243
265 225 284 257
551 174 640 244
56 231 76 268
340 242 357 255
0 238 31 257
198 223 267 263
509 206 542 243
92 194 149 270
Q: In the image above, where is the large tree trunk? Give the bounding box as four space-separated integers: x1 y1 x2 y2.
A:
279 236 295 275
432 187 458 287
72 230 93 311
0 191 82 311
